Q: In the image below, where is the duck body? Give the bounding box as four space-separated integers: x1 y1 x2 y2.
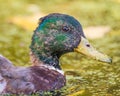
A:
0 13 111 94
0 55 65 94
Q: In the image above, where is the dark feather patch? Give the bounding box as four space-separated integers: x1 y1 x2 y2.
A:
30 66 66 91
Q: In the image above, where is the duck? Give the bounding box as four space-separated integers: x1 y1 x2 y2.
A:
0 13 112 94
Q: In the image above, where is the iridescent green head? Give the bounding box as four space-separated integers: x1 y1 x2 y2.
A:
30 13 112 69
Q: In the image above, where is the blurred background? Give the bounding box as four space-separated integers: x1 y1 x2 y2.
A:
0 0 120 95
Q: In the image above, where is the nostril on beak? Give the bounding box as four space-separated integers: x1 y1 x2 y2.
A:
86 44 90 47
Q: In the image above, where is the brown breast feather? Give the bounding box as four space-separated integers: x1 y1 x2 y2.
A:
30 66 66 91
2 66 66 94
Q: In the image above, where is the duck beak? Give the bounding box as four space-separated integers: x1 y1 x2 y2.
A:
74 36 112 63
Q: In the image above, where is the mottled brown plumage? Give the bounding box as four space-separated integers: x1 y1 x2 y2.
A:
0 55 65 94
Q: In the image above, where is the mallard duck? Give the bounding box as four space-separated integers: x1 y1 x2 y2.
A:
0 13 112 94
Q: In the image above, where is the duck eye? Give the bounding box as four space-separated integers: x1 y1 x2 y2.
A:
62 26 70 32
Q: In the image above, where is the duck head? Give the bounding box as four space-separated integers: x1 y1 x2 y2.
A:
30 13 112 70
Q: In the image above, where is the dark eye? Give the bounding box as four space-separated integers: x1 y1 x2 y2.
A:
62 26 70 32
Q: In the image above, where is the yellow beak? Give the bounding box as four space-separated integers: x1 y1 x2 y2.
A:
74 37 112 63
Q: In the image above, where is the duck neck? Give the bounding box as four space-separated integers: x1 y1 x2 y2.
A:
30 50 61 70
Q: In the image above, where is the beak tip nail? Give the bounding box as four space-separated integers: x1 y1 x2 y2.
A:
108 58 112 64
